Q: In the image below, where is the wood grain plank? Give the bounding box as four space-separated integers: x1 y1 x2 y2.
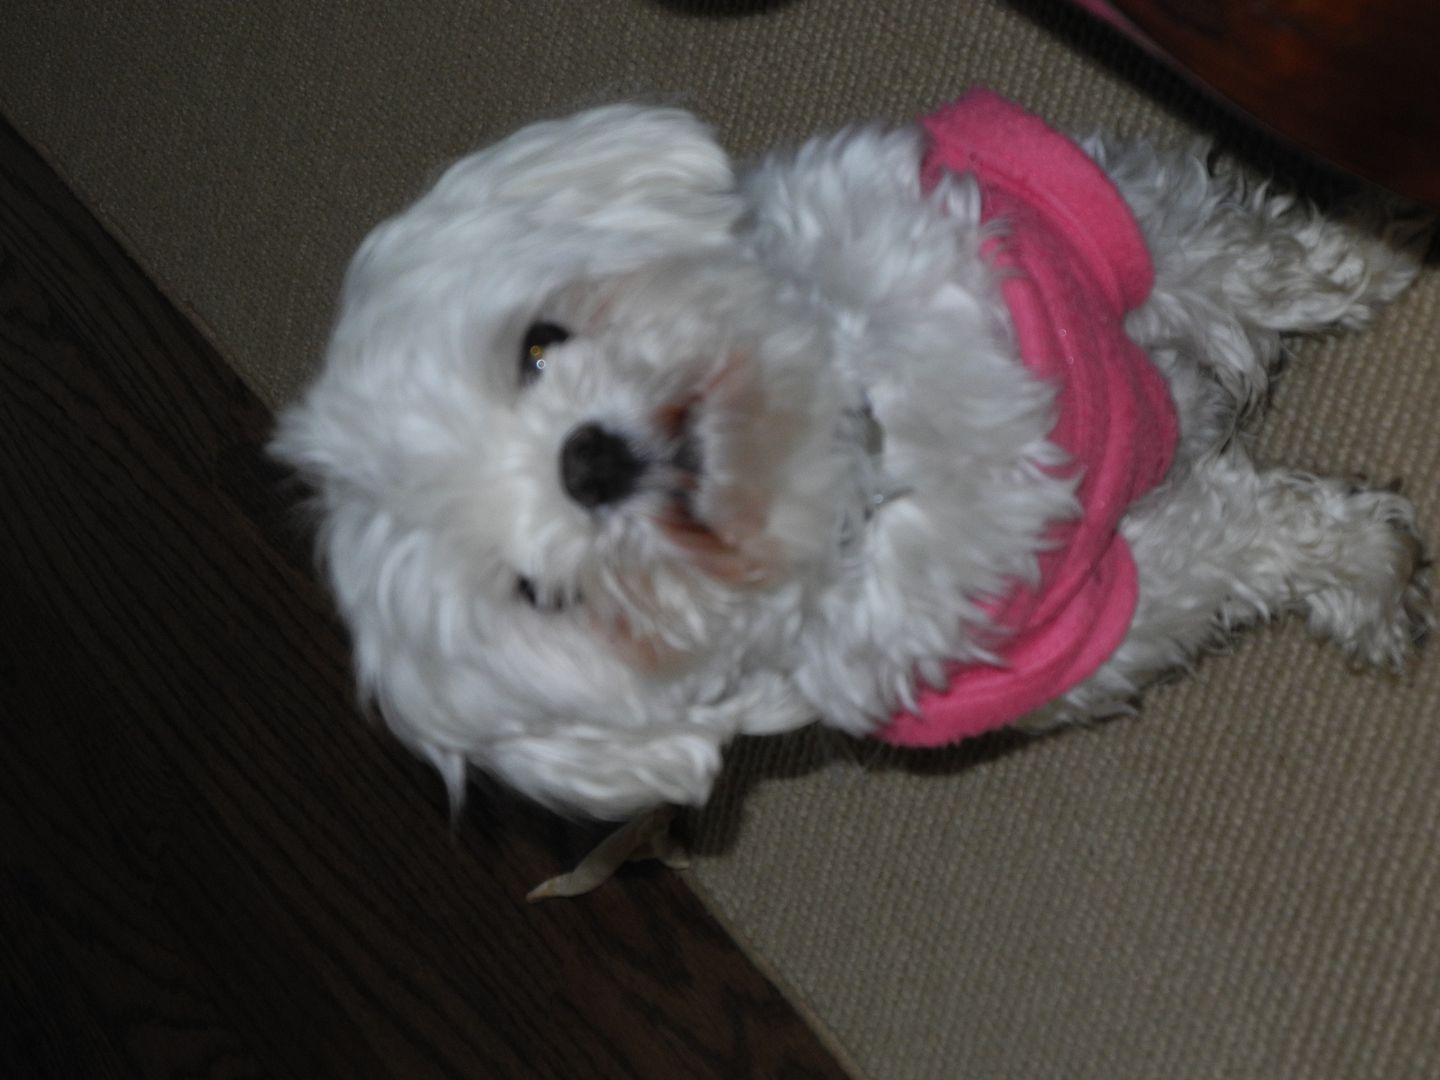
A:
1109 0 1440 205
0 117 848 1080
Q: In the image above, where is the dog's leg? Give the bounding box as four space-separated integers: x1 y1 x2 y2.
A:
1096 135 1428 331
1200 186 1426 338
1055 447 1431 722
1089 135 1430 420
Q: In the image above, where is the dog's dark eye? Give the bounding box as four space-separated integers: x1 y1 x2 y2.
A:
519 321 570 386
515 575 578 612
516 576 542 606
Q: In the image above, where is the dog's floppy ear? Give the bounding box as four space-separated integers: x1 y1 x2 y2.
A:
433 103 742 246
486 726 724 821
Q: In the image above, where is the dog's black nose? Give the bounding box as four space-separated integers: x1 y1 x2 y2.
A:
560 423 645 508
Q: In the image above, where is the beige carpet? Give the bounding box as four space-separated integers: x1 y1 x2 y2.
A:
6 2 1439 1076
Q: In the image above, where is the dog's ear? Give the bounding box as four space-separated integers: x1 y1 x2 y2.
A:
486 726 724 821
433 104 742 247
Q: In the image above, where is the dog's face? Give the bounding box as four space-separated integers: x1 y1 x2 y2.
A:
275 106 845 818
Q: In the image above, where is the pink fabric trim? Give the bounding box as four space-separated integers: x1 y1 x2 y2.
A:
879 89 1178 747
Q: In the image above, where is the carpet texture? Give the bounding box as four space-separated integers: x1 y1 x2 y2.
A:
6 2 1438 1076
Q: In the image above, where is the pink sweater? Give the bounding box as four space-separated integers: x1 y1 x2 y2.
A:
879 90 1178 747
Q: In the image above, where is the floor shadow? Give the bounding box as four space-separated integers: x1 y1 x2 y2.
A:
685 720 1051 857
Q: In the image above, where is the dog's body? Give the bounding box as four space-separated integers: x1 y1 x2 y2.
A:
275 92 1430 820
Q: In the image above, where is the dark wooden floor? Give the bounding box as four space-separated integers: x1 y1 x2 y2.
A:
0 118 846 1080
1110 0 1440 205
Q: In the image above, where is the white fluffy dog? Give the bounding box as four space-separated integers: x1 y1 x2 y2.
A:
274 90 1431 823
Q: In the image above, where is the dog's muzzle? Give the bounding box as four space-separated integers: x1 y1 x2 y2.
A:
560 423 645 508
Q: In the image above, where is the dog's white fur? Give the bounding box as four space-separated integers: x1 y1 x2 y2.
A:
274 103 1431 820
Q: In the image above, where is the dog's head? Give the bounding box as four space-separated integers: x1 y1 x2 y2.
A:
274 106 847 818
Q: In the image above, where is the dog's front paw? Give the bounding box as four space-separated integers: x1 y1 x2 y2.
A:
1313 493 1433 672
